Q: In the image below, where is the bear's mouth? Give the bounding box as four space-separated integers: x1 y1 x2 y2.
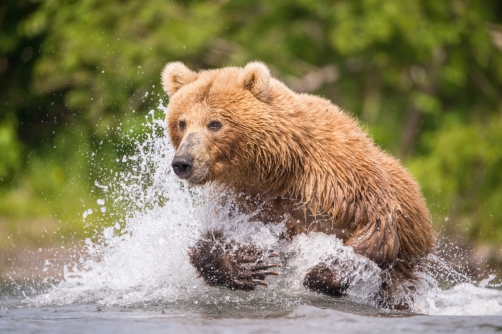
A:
185 167 210 184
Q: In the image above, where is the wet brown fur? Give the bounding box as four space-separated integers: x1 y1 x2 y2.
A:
162 62 435 307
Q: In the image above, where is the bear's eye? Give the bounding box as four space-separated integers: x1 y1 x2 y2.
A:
208 120 222 131
179 120 186 130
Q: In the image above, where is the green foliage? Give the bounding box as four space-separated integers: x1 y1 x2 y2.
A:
0 0 501 248
0 117 21 180
409 116 502 242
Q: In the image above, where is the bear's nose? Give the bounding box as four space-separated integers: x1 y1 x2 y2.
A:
171 155 193 178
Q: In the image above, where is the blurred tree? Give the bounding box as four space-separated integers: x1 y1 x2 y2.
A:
1 0 501 249
0 0 41 182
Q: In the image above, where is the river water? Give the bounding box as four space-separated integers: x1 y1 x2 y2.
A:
1 107 502 333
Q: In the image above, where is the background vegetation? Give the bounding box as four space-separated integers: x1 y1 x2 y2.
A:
1 0 502 271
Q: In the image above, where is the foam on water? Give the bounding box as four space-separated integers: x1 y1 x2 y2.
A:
415 277 502 316
29 104 502 316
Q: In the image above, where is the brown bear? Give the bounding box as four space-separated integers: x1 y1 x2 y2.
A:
161 61 435 309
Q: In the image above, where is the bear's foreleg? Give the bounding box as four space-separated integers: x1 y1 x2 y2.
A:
189 231 281 291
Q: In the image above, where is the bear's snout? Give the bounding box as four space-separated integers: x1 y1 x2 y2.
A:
171 154 193 178
171 132 211 183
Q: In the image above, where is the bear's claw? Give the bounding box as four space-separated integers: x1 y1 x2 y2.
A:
189 233 281 291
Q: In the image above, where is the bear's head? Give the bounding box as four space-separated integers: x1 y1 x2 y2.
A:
161 61 274 185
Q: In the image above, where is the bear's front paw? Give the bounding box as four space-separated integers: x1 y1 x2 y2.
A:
228 245 281 290
189 235 281 291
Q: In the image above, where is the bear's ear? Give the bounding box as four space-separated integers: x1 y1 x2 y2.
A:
240 61 271 102
161 62 199 97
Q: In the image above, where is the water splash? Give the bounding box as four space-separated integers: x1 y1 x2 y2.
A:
25 103 502 316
